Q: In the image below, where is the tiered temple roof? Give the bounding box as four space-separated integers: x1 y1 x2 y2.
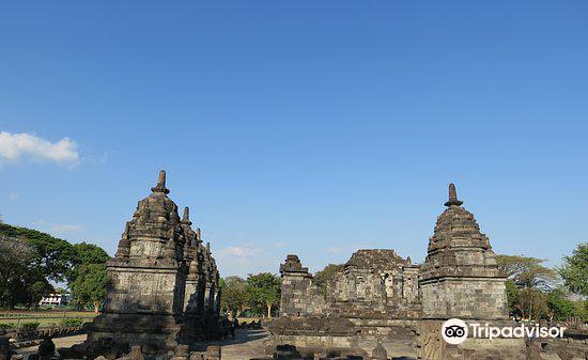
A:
420 183 503 279
87 170 222 351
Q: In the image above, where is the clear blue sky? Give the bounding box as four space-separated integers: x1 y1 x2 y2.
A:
1 1 587 277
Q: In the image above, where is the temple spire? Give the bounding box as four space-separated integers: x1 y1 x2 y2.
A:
444 183 463 207
151 170 170 194
182 206 192 225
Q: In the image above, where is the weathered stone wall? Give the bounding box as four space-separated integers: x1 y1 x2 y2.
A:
267 316 362 358
275 251 423 354
279 255 326 316
329 250 410 305
420 277 508 319
104 268 182 314
325 250 423 319
281 276 326 316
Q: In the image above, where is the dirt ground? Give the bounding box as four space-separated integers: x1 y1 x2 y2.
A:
15 334 88 358
193 329 269 360
15 330 269 360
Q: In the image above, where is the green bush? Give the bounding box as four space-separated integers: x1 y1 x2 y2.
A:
573 300 588 323
0 323 12 330
19 322 40 331
61 318 83 328
547 290 577 320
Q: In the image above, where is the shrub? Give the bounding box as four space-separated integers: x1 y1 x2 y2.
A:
19 322 40 331
61 318 83 328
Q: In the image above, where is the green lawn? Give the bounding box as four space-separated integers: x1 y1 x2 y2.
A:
0 310 97 329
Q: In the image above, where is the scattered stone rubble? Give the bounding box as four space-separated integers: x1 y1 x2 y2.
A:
0 337 16 360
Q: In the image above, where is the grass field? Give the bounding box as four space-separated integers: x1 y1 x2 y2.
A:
0 309 98 329
0 309 261 330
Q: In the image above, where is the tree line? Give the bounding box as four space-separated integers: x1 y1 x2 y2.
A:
220 273 281 318
0 222 110 312
497 243 588 322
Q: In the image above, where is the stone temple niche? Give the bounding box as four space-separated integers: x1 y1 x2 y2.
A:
86 170 222 351
327 249 421 315
419 183 508 320
383 273 394 299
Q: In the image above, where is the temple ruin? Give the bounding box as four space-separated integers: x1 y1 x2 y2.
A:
10 179 586 360
270 183 511 358
420 183 508 320
85 170 221 352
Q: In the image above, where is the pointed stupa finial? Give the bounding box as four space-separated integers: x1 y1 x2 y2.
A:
206 242 211 253
151 170 170 194
196 228 201 240
182 206 192 224
444 183 463 207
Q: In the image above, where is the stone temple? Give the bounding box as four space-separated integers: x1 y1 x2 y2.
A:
86 170 221 351
270 183 510 358
419 183 508 320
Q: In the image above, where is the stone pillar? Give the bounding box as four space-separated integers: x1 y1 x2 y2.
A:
184 257 200 311
279 255 326 316
402 264 420 301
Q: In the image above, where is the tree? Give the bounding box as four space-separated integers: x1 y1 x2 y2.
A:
68 243 111 312
573 300 588 323
496 255 556 290
314 264 343 298
67 243 110 281
54 287 67 294
496 254 557 320
69 264 108 312
546 289 576 321
518 288 549 321
504 279 520 315
0 235 53 308
220 276 247 316
246 273 281 318
0 223 75 282
0 223 110 310
559 242 588 297
29 280 54 308
72 243 111 265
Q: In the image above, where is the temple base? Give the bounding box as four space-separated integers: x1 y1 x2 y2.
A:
85 313 182 352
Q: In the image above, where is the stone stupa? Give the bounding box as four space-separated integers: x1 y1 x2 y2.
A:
419 183 508 320
86 170 222 351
